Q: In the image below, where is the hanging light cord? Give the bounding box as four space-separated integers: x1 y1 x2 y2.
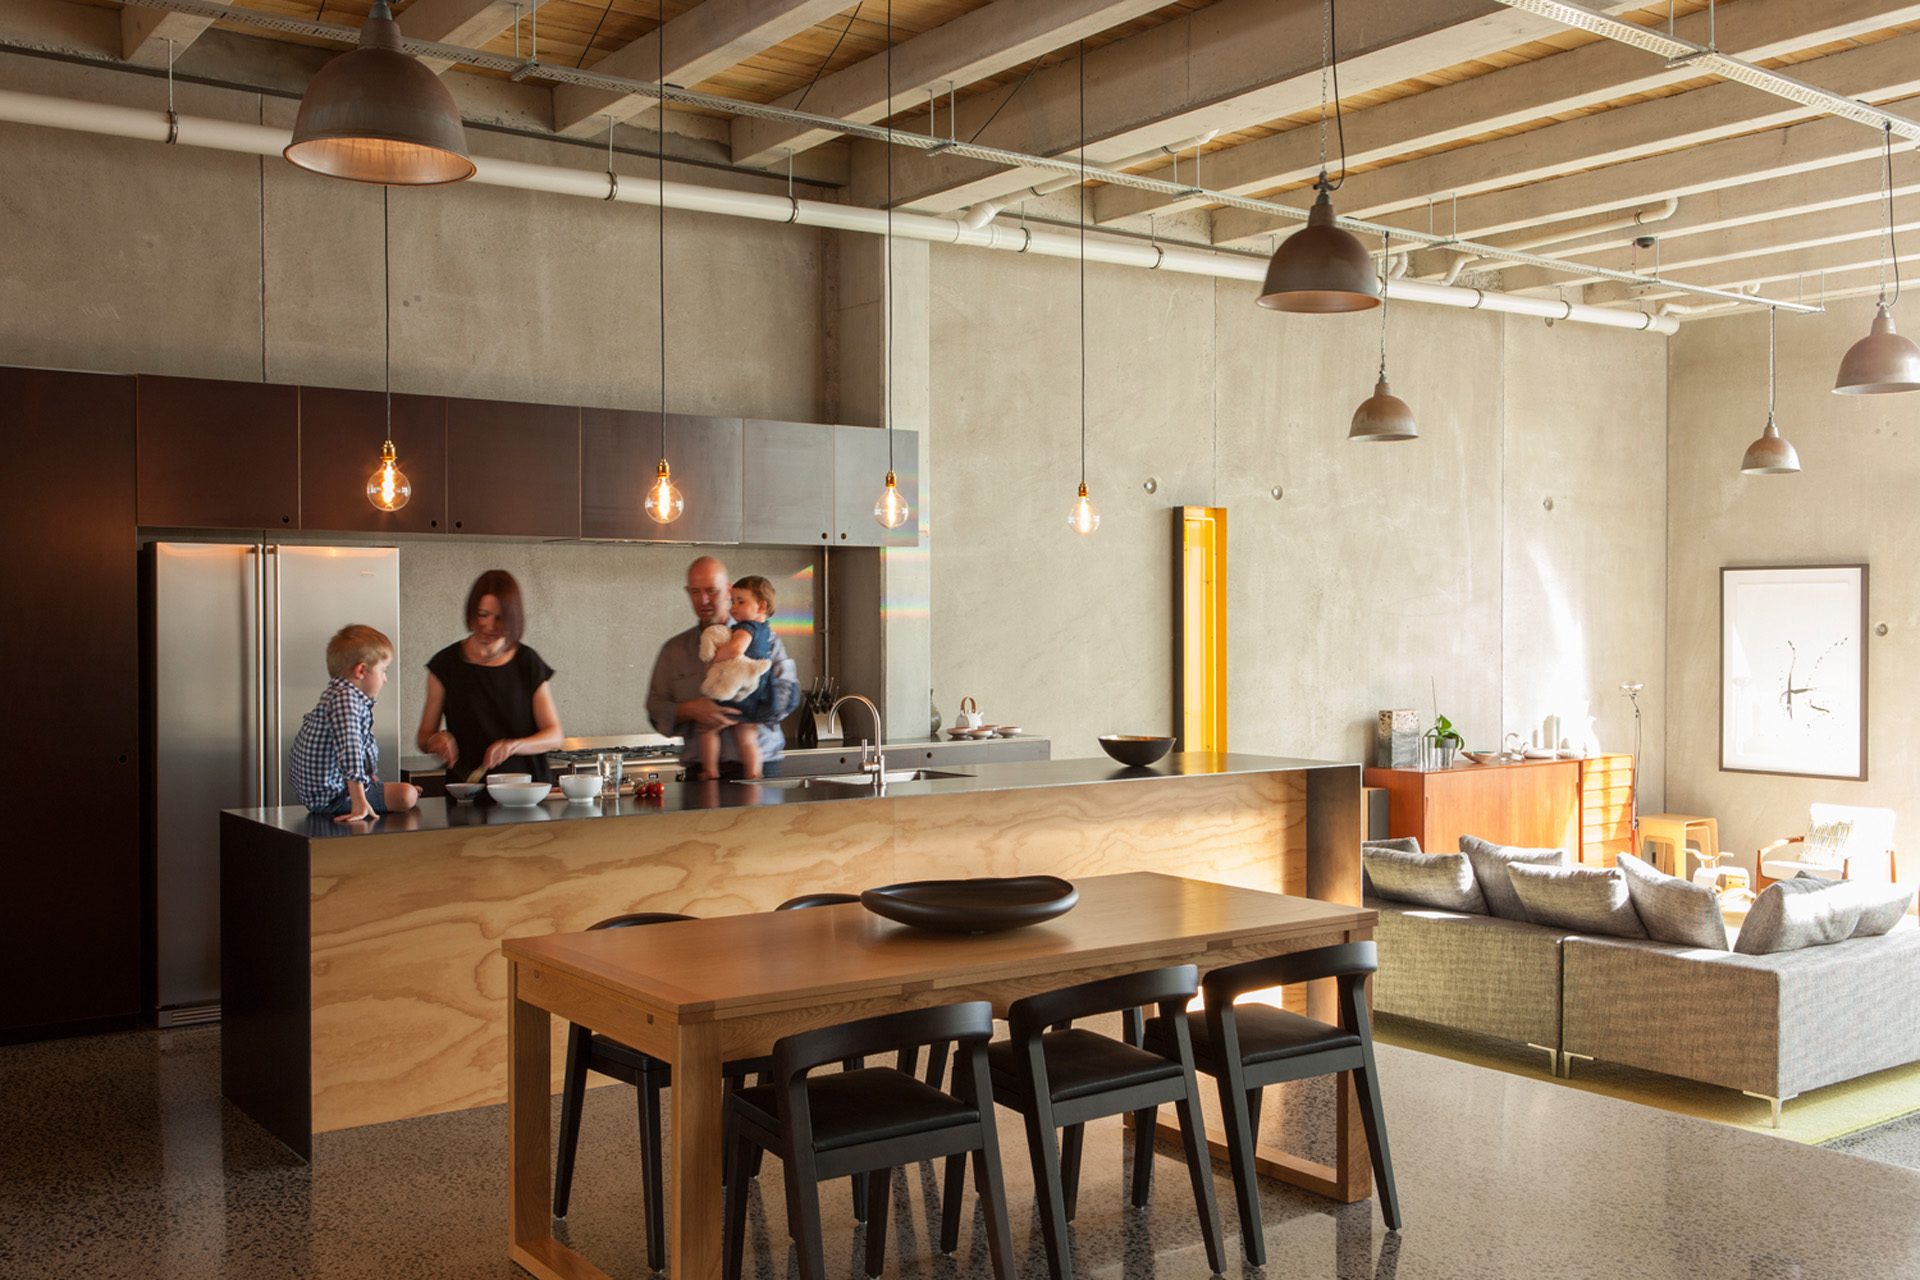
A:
1767 305 1777 425
1881 122 1902 308
796 2 863 112
885 0 895 472
383 185 392 440
1317 0 1349 191
1377 230 1391 380
657 0 667 460
1079 38 1087 489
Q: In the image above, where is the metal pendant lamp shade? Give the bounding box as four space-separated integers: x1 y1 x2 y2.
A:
285 1 476 186
1258 187 1381 313
1740 416 1801 475
1833 303 1920 395
1349 378 1418 441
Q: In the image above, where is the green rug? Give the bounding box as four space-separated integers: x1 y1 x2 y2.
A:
1375 1013 1920 1145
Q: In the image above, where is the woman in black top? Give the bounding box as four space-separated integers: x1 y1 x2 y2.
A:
416 570 564 783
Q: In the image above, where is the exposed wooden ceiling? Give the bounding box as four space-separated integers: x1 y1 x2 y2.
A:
34 0 1920 318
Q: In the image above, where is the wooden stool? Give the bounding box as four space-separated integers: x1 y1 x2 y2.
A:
1639 814 1719 879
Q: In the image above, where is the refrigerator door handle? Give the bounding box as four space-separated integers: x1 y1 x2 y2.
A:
251 544 266 809
269 546 282 808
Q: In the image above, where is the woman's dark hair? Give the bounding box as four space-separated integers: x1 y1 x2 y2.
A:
465 569 526 649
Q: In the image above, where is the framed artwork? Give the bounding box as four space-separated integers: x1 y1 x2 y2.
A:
1720 564 1868 780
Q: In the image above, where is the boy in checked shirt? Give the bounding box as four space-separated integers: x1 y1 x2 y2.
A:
289 625 420 823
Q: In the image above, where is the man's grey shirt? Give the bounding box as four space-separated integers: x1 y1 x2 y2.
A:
646 623 800 764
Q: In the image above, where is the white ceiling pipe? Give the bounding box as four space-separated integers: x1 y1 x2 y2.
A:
0 89 1675 335
1429 198 1681 285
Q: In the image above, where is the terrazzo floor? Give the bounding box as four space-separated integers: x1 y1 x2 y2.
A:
4 1024 1920 1280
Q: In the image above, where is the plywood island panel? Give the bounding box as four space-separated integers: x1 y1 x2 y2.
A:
222 756 1358 1155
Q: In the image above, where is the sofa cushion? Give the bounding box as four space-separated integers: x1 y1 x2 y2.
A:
1736 877 1918 954
1361 845 1486 914
1615 852 1730 950
1459 835 1571 921
1506 863 1648 938
1361 837 1422 900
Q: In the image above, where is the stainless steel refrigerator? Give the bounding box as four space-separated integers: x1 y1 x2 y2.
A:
150 542 402 1026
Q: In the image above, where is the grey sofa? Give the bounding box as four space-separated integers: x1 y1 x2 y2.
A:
1369 895 1920 1124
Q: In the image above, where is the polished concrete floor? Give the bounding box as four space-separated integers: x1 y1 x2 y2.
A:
3 1025 1919 1280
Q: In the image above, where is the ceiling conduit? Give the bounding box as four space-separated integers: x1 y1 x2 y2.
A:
0 88 1679 335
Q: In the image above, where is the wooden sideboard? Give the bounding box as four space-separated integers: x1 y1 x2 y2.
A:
1363 755 1634 865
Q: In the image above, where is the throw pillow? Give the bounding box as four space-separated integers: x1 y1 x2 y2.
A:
1850 882 1919 937
1360 844 1487 914
1614 853 1730 950
1505 863 1648 938
1735 877 1865 954
1458 835 1571 921
1800 817 1855 865
1361 837 1422 900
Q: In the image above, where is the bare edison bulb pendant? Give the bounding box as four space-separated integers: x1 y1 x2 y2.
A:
646 459 685 524
366 440 412 511
1068 482 1099 535
874 470 911 529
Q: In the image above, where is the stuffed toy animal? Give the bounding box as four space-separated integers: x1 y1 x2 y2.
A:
698 624 771 702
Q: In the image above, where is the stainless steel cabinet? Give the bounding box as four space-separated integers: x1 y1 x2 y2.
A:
743 419 833 545
582 410 743 543
833 424 919 547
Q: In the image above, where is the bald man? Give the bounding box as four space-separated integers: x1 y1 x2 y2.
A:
646 555 800 779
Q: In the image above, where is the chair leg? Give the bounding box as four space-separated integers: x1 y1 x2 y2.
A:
851 1171 870 1224
1021 1099 1075 1280
967 1046 1020 1280
1126 1104 1157 1209
722 1116 752 1280
940 1152 967 1255
1172 1079 1226 1276
1060 1123 1085 1222
1215 1065 1266 1266
863 1167 892 1278
1245 1085 1263 1139
552 1025 591 1219
640 1068 667 1273
1351 1060 1402 1231
785 1144 830 1280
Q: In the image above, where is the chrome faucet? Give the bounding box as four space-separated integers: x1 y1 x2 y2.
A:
829 695 885 783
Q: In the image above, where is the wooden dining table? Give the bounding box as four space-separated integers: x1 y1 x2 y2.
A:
502 870 1377 1280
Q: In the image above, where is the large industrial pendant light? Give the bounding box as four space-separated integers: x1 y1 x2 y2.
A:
1349 232 1418 441
1067 41 1099 536
1742 307 1801 475
285 0 475 186
874 0 912 532
1257 0 1379 314
367 188 413 510
645 0 683 525
1834 124 1920 395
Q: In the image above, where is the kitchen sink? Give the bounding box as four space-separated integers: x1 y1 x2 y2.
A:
743 769 969 789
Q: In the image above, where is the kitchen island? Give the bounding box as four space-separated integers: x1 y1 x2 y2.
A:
220 752 1360 1156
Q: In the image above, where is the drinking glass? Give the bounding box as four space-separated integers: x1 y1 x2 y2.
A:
597 752 625 794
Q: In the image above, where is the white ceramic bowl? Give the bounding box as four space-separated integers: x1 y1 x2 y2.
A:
444 782 484 802
488 780 550 807
558 773 604 801
486 772 532 785
995 725 1023 737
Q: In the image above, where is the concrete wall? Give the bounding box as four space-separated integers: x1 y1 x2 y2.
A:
929 244 1669 796
1667 299 1920 880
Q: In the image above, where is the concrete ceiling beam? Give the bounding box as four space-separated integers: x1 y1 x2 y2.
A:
1211 30 1920 243
729 0 1167 173
120 4 213 68
848 0 1645 215
0 0 119 61
551 0 848 138
397 0 530 76
1093 0 1920 226
1211 87 1920 250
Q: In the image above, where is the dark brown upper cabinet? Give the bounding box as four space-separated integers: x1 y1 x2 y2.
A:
298 387 447 534
581 410 743 543
743 420 834 546
137 375 299 529
833 424 919 548
445 397 580 538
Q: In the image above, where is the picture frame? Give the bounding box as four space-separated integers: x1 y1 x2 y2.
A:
1720 564 1868 781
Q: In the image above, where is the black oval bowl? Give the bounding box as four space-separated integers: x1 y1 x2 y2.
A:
861 875 1078 934
1098 734 1175 768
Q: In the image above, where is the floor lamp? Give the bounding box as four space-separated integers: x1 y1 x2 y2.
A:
1620 682 1644 860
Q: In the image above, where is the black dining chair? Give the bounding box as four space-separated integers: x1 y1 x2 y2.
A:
551 911 694 1273
982 964 1225 1280
722 1000 1017 1280
1143 941 1402 1264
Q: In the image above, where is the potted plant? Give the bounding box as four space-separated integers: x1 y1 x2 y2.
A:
1425 714 1464 769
